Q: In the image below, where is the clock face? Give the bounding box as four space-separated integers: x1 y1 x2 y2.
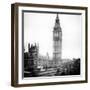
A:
53 32 62 41
54 32 58 37
54 33 59 40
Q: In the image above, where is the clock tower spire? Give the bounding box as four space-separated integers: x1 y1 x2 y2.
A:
53 14 62 66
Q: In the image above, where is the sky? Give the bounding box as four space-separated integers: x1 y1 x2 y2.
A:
24 12 82 59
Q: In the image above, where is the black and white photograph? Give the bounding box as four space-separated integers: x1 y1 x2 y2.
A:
24 12 81 77
11 3 87 87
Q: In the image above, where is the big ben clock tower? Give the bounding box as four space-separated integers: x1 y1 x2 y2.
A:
53 14 62 66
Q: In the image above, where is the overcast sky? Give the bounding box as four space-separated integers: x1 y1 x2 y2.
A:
24 12 82 59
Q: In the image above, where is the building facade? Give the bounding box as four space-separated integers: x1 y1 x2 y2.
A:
53 14 62 66
24 43 39 71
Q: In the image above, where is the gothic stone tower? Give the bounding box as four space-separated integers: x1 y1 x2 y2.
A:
53 14 62 66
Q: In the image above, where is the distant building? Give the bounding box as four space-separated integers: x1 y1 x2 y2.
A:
53 14 62 66
28 43 39 69
37 55 53 68
24 43 39 71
